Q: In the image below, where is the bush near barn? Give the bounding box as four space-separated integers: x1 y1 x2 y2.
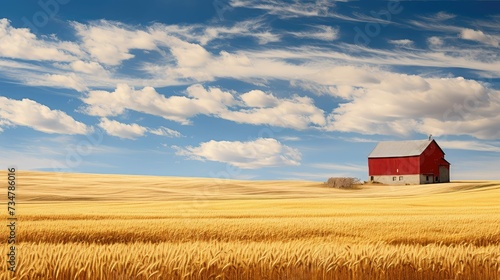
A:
325 177 361 189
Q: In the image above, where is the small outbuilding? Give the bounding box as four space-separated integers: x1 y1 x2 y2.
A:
368 139 450 185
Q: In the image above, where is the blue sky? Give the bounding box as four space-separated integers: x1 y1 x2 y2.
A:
0 0 499 181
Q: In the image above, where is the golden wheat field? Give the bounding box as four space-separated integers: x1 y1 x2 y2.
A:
1 171 500 279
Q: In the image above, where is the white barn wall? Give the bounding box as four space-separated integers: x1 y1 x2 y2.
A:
371 175 420 185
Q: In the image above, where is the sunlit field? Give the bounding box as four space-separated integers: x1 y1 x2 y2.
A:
1 171 499 279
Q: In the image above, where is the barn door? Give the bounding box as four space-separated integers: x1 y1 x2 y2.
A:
439 166 449 183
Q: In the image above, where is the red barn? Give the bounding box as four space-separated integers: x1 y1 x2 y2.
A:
368 139 450 185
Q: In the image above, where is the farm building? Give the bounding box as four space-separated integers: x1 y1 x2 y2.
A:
368 139 450 185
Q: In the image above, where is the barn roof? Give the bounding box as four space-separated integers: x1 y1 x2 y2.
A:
368 139 434 158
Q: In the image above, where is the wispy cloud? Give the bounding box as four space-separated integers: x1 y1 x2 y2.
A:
149 127 183 138
420 11 456 22
280 136 301 141
288 25 339 41
388 39 414 48
230 0 336 18
339 137 379 143
460 28 500 47
438 140 500 153
174 138 301 169
97 118 148 140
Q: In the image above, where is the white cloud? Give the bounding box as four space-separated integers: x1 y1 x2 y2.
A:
434 12 456 21
200 20 281 45
427 36 444 48
0 18 79 62
231 0 336 18
70 60 106 74
96 118 182 140
289 25 339 41
97 118 147 140
73 20 157 65
2 19 499 94
280 136 301 141
149 126 183 138
0 97 91 135
438 140 500 153
240 90 279 107
327 76 500 140
169 41 212 68
221 94 326 130
460 28 499 47
81 74 500 140
174 138 301 169
82 84 325 130
152 18 281 46
0 119 12 132
420 12 456 22
1 18 500 141
82 84 236 124
389 39 414 47
26 73 88 92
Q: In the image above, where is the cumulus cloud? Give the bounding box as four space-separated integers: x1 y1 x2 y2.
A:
0 19 80 62
73 20 158 65
240 90 279 107
81 75 500 139
460 28 499 47
221 94 326 130
174 138 301 169
82 84 236 124
98 118 148 139
82 84 325 130
0 97 91 135
327 76 500 139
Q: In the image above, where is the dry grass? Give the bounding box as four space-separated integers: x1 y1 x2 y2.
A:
325 177 360 188
3 242 499 280
1 171 499 279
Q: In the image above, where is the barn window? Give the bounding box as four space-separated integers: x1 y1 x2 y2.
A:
370 176 374 181
392 177 396 181
426 176 429 181
399 176 403 181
